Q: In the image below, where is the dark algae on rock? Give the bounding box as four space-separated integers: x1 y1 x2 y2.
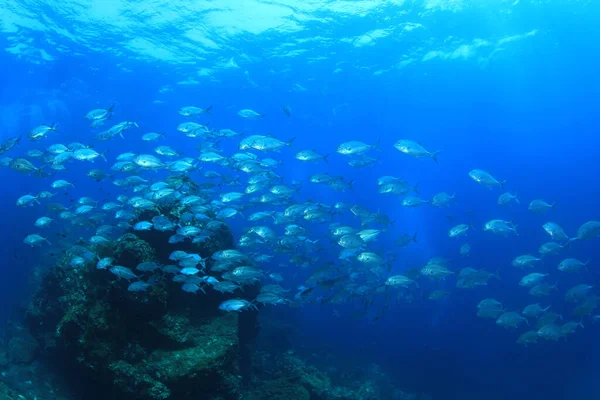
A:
24 224 247 400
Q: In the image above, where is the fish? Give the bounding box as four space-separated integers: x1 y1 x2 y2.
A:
142 132 166 141
448 224 469 238
28 123 58 141
134 154 165 169
85 105 114 120
460 243 471 256
250 136 296 152
394 233 417 247
0 135 21 155
34 216 53 228
538 242 564 256
484 219 518 236
178 105 213 116
133 221 153 231
237 109 263 119
529 199 555 214
73 148 107 162
282 105 292 117
557 258 589 273
385 275 418 288
16 195 40 207
542 222 571 241
512 255 541 268
295 150 329 163
96 257 114 270
128 281 153 292
496 312 528 328
394 140 440 163
218 299 257 312
431 192 455 207
537 324 562 341
565 284 594 302
519 273 548 287
498 192 519 206
529 282 558 297
522 304 551 318
337 139 380 156
574 220 600 241
10 158 43 174
421 262 454 280
109 266 139 281
401 196 429 207
23 234 51 247
468 169 506 190
517 331 540 345
87 169 112 181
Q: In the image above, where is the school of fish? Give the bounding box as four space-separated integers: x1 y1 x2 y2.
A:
1 102 599 347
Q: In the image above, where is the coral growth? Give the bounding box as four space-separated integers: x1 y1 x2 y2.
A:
23 223 245 400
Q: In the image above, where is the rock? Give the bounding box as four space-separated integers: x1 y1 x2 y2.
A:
246 378 310 400
0 348 9 367
0 381 19 400
109 360 171 400
7 333 39 365
146 313 241 399
150 314 191 345
112 233 156 267
24 224 244 400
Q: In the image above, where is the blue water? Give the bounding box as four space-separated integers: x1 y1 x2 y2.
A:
1 1 600 399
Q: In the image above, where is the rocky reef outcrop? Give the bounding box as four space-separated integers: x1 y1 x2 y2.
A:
24 222 249 400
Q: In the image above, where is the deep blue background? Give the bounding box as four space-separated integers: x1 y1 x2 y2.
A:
1 2 600 399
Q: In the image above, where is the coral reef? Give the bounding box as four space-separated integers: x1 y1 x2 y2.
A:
1 214 426 400
23 223 246 400
0 381 19 400
247 350 423 400
7 332 39 365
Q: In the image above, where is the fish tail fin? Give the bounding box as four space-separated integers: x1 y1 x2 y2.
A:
119 131 125 139
205 105 213 114
348 180 355 192
107 104 115 113
323 154 330 164
51 122 58 131
44 237 52 245
35 164 46 176
100 150 108 162
133 120 139 128
412 232 418 243
373 137 382 151
430 150 441 164
500 180 508 191
543 305 551 312
412 182 420 195
286 136 296 146
514 192 520 204
551 202 556 209
494 269 502 280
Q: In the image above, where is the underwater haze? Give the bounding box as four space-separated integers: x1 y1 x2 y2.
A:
1 0 600 399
